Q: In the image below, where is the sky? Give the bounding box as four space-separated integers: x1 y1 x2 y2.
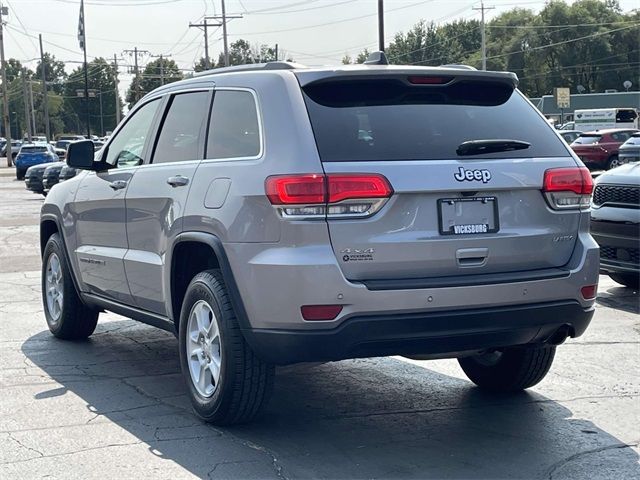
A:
4 0 639 99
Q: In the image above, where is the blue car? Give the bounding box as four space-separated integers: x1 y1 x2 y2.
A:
15 143 58 180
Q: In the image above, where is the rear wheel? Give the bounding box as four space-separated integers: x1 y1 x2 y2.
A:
606 155 623 169
458 345 556 392
609 272 639 289
16 169 25 180
42 233 99 339
178 270 274 425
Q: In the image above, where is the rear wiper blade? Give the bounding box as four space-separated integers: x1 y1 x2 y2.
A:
457 139 531 156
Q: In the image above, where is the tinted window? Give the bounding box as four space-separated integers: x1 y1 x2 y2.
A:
105 99 160 168
303 79 568 161
616 109 638 123
153 91 210 164
611 131 632 142
21 146 47 153
207 90 260 159
573 135 601 145
624 134 640 146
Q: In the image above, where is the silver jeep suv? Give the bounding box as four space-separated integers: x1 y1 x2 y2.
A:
40 56 599 425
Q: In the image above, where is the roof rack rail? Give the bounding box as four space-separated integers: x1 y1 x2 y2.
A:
193 61 306 77
364 51 389 65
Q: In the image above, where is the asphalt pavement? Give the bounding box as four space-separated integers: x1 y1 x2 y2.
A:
0 174 638 479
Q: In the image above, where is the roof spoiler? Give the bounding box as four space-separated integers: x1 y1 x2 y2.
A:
364 51 389 65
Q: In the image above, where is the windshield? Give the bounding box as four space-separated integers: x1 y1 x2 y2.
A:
573 135 601 145
21 146 48 153
303 79 568 161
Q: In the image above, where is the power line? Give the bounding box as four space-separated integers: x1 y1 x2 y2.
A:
232 0 435 36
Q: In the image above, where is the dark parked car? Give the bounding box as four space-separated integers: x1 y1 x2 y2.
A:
25 161 64 195
618 132 640 165
43 162 67 191
58 164 78 182
590 162 639 289
571 129 639 170
559 130 581 144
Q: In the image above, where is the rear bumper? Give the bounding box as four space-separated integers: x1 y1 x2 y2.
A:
243 301 594 364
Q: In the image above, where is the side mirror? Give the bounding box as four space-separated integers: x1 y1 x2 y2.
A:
67 140 103 170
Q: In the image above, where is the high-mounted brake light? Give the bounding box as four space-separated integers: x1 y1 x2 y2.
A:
407 76 453 85
543 167 593 210
265 173 393 219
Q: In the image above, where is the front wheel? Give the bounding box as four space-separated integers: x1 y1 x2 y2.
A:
458 345 556 392
609 272 639 289
178 270 274 425
42 233 99 339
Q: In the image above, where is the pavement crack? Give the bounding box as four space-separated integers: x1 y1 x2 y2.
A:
544 439 640 479
6 432 45 459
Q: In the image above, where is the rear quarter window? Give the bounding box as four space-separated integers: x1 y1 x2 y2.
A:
302 79 569 161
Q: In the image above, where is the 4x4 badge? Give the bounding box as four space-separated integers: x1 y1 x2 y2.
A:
454 167 491 183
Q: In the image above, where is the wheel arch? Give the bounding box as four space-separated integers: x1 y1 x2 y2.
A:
167 232 252 334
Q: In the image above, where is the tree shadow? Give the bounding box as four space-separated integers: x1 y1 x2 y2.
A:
19 323 639 479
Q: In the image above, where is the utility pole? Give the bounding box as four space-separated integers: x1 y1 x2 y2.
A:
0 3 12 166
189 18 220 69
123 47 149 104
209 4 243 67
377 0 384 52
28 81 36 135
274 43 278 61
21 70 31 142
39 34 50 142
98 91 103 137
113 54 121 126
473 2 494 71
150 53 171 86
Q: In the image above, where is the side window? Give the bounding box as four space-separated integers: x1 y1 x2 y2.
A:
105 99 160 168
152 91 210 164
206 90 260 159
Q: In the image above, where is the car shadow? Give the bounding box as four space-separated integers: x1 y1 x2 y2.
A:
21 323 639 479
596 284 639 314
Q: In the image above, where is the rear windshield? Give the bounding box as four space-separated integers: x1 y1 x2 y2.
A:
21 146 47 153
624 134 640 146
573 135 601 145
302 79 569 161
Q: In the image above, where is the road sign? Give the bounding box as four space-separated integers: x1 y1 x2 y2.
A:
554 88 571 109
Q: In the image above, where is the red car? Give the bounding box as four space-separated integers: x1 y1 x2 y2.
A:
570 129 639 170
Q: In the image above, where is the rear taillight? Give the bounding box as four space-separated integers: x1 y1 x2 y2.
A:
581 284 598 300
301 305 343 321
407 76 453 85
543 167 593 210
265 173 393 219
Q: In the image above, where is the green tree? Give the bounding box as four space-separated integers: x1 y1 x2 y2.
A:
63 58 121 136
35 53 67 94
125 58 183 109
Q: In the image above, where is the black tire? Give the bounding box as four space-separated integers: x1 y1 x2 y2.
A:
609 272 639 289
16 169 25 180
458 345 556 392
42 233 98 340
606 155 622 170
178 270 274 425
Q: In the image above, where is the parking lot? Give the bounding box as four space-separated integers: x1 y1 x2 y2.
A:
0 173 638 479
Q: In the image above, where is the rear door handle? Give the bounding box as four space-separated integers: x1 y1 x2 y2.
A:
108 180 128 190
167 175 189 187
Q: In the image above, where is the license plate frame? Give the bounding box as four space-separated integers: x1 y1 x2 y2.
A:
438 196 499 236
